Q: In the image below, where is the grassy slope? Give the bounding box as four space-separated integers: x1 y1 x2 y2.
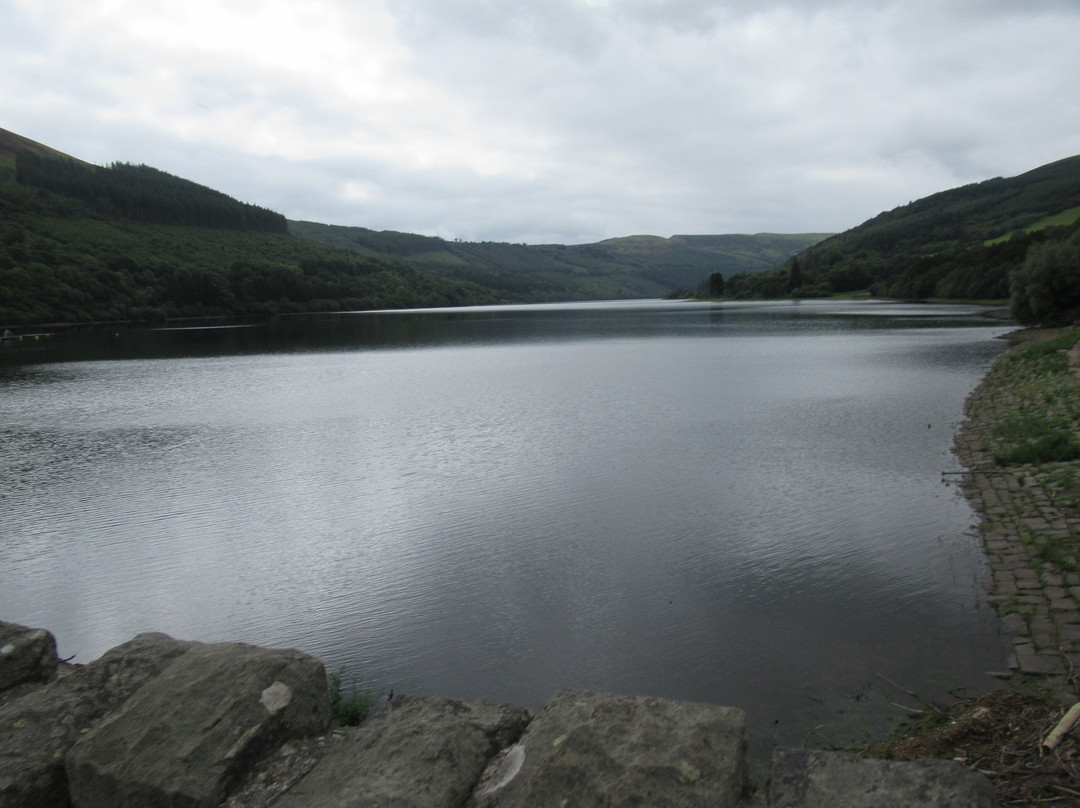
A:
0 129 75 163
834 155 1080 253
986 205 1080 246
726 153 1080 301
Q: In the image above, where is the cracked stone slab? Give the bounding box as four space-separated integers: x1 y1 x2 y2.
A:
467 688 749 808
66 641 331 808
275 694 532 808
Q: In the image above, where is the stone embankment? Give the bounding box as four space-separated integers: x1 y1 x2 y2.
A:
953 337 1080 677
1 621 997 807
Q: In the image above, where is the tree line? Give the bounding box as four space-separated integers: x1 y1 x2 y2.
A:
699 219 1080 326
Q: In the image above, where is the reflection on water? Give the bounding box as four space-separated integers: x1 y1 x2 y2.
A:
0 299 1012 761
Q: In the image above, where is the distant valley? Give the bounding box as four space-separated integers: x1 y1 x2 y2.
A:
288 221 830 302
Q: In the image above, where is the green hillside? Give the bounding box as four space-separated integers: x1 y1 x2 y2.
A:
0 126 826 327
288 222 828 301
723 154 1080 319
16 152 287 233
985 205 1080 246
14 123 1076 328
0 134 510 326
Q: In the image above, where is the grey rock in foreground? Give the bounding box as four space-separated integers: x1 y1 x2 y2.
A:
0 620 58 693
467 688 750 808
768 748 998 808
66 641 331 808
0 632 196 808
275 694 532 808
0 621 1009 808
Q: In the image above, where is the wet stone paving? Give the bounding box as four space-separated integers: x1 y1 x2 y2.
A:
953 340 1080 679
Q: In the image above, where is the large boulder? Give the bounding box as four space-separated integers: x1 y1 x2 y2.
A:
467 688 750 808
0 631 196 808
768 748 999 808
0 620 58 693
66 640 331 808
275 694 532 808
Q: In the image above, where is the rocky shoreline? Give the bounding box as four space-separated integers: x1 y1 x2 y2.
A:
0 622 998 807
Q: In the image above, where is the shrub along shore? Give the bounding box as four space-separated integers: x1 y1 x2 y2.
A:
864 326 1080 805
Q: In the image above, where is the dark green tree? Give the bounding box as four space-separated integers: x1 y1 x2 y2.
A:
787 257 802 293
1009 236 1080 325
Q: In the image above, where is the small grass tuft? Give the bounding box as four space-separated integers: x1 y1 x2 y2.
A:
993 430 1080 466
1008 329 1080 361
328 668 372 727
1034 534 1079 572
994 593 1035 619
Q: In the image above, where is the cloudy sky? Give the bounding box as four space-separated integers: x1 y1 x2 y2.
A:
3 0 1079 244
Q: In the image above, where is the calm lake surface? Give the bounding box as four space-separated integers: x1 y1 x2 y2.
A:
0 299 1013 757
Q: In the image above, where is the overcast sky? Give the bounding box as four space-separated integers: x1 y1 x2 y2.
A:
3 0 1079 244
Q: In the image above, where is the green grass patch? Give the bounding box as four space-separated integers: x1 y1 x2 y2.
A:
994 415 1058 443
993 593 1035 619
1033 533 1078 571
985 205 1080 246
328 668 372 727
1044 464 1079 495
993 430 1080 465
1007 329 1080 362
988 329 1080 467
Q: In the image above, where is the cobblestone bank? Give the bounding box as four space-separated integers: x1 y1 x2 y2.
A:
954 332 1080 678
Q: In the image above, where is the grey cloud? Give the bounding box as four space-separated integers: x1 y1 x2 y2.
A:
394 0 607 56
2 0 1080 244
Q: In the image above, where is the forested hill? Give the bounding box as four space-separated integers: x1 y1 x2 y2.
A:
0 126 823 327
0 129 514 326
288 222 828 300
16 152 287 233
724 154 1080 315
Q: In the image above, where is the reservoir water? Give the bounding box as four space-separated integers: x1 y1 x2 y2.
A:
0 299 1013 758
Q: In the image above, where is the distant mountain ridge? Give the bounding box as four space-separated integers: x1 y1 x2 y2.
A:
288 221 829 301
